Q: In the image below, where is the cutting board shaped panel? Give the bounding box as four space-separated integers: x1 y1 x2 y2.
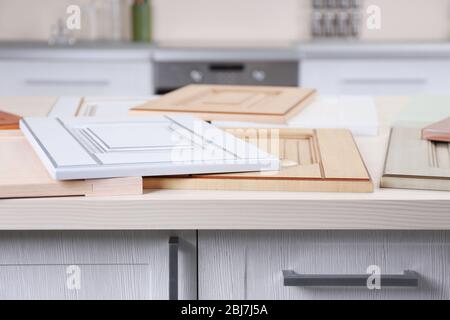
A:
130 85 317 123
382 127 450 191
144 128 373 193
0 131 142 199
20 115 279 180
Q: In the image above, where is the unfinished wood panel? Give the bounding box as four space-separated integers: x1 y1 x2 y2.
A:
0 110 21 130
0 97 56 117
131 85 317 123
0 131 142 198
382 127 450 191
199 231 450 300
0 231 197 300
144 128 373 193
316 129 370 179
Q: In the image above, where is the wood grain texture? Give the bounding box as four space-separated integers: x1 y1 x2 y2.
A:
0 231 197 300
144 128 373 193
1 198 450 230
0 96 450 230
130 85 317 123
382 127 450 191
0 131 143 198
199 231 450 300
0 110 21 130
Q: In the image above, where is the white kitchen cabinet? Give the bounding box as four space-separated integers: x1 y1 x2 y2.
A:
0 231 196 300
300 59 450 95
0 60 153 96
199 231 450 300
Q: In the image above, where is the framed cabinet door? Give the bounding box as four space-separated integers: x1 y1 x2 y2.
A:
300 59 450 95
0 231 196 300
198 231 450 300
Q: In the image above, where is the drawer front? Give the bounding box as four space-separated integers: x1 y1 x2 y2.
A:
0 60 152 96
0 264 149 300
300 59 450 95
199 231 450 300
0 231 197 300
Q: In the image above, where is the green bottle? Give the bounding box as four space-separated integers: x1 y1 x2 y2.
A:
132 0 151 42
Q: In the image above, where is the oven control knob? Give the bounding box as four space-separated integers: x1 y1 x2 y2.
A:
190 70 203 83
252 70 266 82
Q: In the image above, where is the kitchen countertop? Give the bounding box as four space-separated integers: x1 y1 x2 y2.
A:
0 96 449 230
0 41 154 61
2 41 450 61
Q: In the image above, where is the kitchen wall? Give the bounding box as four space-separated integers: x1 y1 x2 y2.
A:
152 0 309 46
360 0 450 41
0 0 449 43
0 0 132 41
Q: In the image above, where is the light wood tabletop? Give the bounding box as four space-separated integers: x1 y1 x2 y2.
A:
0 96 449 230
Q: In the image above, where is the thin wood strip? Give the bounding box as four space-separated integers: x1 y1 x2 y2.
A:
316 129 370 179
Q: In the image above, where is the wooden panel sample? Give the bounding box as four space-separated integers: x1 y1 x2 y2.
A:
422 117 450 142
381 127 450 191
0 131 142 199
0 111 21 130
130 85 317 123
21 116 279 180
144 128 373 193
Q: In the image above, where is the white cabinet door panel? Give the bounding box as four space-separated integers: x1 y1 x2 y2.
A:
0 231 197 300
300 59 450 95
0 264 150 300
0 60 152 96
21 116 279 180
199 231 450 300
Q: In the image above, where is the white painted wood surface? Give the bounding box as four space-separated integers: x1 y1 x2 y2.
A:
198 231 450 300
213 96 379 136
301 59 450 95
0 231 197 300
0 60 153 96
0 96 450 230
21 115 279 180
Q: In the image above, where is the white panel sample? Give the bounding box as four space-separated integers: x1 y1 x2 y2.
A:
288 96 379 136
20 115 279 180
213 96 379 136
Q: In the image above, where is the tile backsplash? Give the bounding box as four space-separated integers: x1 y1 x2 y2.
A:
0 0 448 43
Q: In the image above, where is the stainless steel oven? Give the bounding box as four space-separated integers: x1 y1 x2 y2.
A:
153 60 299 94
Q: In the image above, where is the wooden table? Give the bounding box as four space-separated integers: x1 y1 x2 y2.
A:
0 96 449 230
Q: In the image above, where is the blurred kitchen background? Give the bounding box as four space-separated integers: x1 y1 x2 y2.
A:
0 0 449 96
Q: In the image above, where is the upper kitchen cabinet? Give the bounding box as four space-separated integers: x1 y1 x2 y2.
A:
0 43 153 96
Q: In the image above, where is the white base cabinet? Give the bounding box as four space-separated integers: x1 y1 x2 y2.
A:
198 231 450 300
300 59 450 95
0 231 196 300
0 60 153 96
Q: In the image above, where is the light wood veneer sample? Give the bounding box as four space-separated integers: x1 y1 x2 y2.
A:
0 131 143 199
382 127 450 191
130 85 317 123
144 128 373 193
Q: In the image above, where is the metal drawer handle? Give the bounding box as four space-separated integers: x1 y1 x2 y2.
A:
25 79 110 87
341 78 426 85
169 236 179 300
283 270 419 288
